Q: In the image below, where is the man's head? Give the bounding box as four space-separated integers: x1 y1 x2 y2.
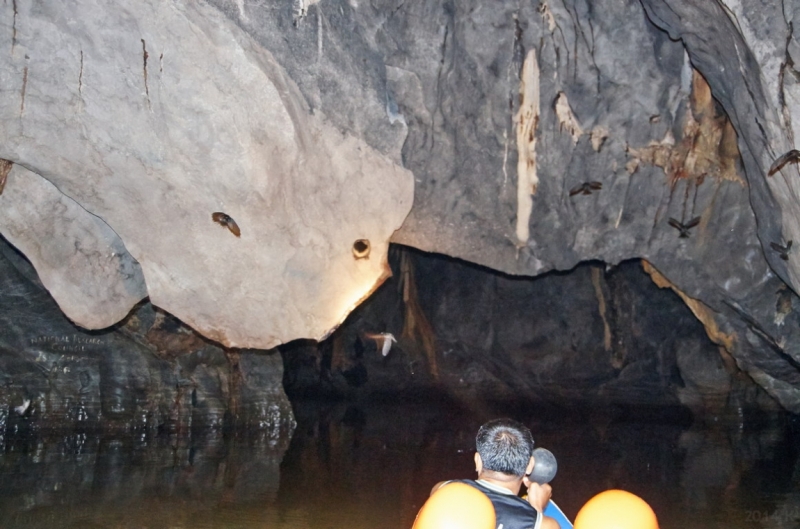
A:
475 418 534 477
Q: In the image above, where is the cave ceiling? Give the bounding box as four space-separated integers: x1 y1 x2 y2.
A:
2 0 800 411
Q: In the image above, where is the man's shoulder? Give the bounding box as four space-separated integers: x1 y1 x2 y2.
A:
455 480 535 509
446 480 539 529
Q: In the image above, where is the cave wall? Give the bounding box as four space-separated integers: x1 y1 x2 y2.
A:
0 0 412 349
283 247 776 417
1 0 800 411
0 237 295 436
194 0 800 412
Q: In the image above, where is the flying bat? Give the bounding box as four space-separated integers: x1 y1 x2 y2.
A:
363 332 397 357
14 398 30 416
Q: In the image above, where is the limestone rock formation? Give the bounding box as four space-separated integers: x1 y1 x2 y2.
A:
0 237 296 434
2 0 800 412
0 164 147 328
216 0 800 411
282 247 779 420
0 0 413 349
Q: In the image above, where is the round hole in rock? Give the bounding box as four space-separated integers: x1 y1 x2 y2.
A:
352 239 370 259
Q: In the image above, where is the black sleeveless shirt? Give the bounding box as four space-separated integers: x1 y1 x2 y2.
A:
453 479 540 529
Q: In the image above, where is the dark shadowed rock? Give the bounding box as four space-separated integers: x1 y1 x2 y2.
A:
1 0 800 412
282 246 778 420
0 236 295 435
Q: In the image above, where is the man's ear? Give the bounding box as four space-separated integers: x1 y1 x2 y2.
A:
525 455 535 476
474 452 483 474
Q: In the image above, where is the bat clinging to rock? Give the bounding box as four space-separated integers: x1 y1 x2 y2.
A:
768 150 800 176
211 212 241 237
770 240 792 261
569 181 603 196
668 217 701 238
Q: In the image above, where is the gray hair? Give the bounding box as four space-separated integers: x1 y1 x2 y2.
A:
476 418 534 477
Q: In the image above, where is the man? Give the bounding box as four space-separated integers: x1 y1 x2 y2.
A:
431 418 560 529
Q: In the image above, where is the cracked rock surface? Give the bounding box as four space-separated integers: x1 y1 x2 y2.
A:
0 236 296 434
0 164 146 328
0 0 413 349
222 0 800 411
3 0 800 411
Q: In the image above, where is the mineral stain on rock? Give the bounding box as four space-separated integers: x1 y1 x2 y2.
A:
514 49 540 247
2 0 800 414
141 38 150 105
0 159 11 195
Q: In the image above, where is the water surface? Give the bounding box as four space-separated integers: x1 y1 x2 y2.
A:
1 399 798 529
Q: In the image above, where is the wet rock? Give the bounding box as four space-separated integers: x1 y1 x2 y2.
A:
0 236 295 435
237 352 296 439
282 247 775 416
1 0 800 411
675 339 732 411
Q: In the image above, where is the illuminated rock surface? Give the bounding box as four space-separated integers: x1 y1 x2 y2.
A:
0 0 413 349
0 164 146 328
2 0 800 413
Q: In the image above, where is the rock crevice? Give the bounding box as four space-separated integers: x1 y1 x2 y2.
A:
2 0 800 411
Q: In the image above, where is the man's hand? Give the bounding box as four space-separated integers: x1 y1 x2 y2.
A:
523 480 552 512
524 480 559 529
539 514 560 529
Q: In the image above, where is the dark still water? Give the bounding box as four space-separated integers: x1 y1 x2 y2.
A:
0 399 798 529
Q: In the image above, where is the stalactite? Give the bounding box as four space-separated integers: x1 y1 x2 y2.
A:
590 265 615 365
399 251 439 380
224 348 241 424
331 331 347 372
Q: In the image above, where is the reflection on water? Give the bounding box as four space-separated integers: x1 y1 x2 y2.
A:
0 399 798 529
